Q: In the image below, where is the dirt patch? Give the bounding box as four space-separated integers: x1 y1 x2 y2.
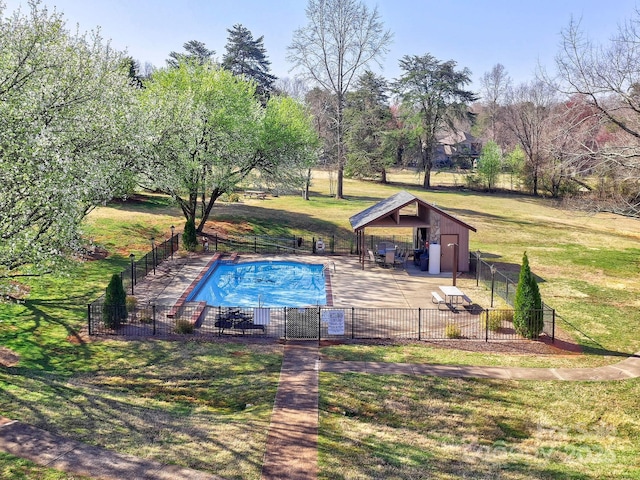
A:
324 335 581 356
67 326 92 345
0 347 20 367
202 220 254 238
77 245 109 261
3 281 30 302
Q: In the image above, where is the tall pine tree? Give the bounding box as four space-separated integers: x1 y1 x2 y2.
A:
167 40 215 68
344 71 394 182
222 24 276 98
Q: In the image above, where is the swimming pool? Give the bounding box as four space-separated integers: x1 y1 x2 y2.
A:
186 260 327 307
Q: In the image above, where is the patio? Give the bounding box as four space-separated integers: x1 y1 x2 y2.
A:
130 252 484 310
93 251 524 341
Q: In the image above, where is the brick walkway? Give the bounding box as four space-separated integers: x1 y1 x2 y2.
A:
261 342 319 480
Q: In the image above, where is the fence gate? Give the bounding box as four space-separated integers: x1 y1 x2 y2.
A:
285 307 320 339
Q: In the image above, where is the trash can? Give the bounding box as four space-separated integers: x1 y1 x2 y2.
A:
428 244 441 274
420 253 429 271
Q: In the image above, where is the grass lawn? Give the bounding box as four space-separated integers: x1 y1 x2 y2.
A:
1 169 639 478
319 343 620 369
319 373 640 479
0 452 92 479
0 250 282 479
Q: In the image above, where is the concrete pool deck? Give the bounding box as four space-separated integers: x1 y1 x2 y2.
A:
132 251 468 310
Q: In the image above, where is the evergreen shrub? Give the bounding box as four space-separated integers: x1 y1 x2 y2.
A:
513 252 543 339
103 274 127 329
182 218 198 252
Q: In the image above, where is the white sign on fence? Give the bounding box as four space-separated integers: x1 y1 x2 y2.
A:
253 308 270 325
322 310 345 335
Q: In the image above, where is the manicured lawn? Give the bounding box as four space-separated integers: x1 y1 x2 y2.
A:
1 170 639 478
0 234 282 479
0 338 281 479
319 372 640 479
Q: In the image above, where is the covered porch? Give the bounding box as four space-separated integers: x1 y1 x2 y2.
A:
349 191 477 272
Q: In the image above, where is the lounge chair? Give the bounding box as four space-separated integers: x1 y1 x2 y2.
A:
368 250 384 266
394 250 407 268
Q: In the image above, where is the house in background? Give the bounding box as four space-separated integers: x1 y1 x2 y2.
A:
434 131 482 169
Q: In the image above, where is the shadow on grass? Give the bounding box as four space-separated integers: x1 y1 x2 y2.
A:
320 373 627 479
107 193 181 213
0 341 282 478
0 301 91 373
212 203 354 238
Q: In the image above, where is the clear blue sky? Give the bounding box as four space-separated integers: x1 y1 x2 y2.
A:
3 0 639 93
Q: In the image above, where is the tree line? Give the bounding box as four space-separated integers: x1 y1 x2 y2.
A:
2 0 640 284
285 0 640 218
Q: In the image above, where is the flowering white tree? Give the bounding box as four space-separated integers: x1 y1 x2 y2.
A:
139 63 262 230
0 2 141 279
140 63 318 230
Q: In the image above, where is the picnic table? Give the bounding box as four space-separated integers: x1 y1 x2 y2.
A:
438 285 471 311
244 190 267 199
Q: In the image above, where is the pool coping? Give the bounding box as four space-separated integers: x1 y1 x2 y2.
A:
167 252 225 320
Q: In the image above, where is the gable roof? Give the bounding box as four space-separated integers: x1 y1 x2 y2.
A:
438 130 479 146
349 190 476 232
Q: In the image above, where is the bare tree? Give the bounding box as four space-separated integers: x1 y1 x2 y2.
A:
274 76 310 102
287 0 392 198
553 15 640 214
480 63 511 143
503 80 557 196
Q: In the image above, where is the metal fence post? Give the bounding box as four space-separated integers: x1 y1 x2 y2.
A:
490 265 496 307
318 307 322 342
87 304 92 335
552 309 556 343
485 309 489 342
418 308 421 341
284 307 288 340
351 307 355 339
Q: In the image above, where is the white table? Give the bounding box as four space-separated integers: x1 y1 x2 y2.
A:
438 286 465 306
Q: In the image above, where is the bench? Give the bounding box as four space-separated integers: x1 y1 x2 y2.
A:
461 294 472 304
431 291 447 310
233 319 266 334
244 190 267 199
214 310 265 335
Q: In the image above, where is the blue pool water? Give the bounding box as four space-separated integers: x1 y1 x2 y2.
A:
186 261 327 307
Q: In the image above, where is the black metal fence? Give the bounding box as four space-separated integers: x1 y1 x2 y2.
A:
209 233 414 256
89 302 554 342
88 235 556 342
469 251 555 338
96 234 180 303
